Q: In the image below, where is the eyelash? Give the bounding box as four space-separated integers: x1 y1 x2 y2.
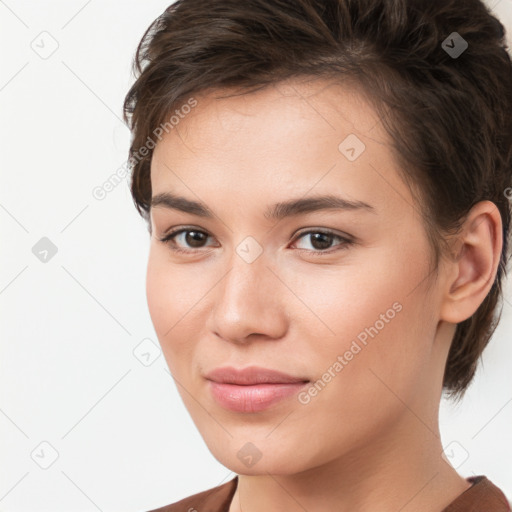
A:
158 227 354 257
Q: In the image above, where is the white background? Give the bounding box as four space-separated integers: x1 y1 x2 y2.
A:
0 1 511 510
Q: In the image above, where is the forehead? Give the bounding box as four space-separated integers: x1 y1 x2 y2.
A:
153 77 382 155
150 78 413 220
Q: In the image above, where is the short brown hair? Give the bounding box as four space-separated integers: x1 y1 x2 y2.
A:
123 0 512 399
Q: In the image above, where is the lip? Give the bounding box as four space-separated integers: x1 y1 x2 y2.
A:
205 366 310 413
205 365 309 385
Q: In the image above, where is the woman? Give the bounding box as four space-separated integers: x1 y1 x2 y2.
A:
123 0 512 510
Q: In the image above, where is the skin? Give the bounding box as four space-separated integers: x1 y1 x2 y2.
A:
146 77 502 512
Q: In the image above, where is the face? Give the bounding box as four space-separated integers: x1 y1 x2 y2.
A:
146 78 448 476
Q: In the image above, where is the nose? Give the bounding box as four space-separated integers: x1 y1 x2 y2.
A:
207 249 289 344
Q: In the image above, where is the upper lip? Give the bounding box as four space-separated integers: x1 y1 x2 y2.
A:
205 366 309 385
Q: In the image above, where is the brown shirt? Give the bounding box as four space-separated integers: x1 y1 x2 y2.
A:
146 475 512 512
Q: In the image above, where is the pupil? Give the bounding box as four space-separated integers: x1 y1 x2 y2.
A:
311 233 332 250
186 231 205 248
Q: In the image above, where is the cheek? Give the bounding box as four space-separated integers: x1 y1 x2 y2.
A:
145 248 204 371
146 245 207 332
283 245 434 393
281 257 435 459
145 251 172 338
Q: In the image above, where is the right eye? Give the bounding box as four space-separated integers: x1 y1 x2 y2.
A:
158 227 216 254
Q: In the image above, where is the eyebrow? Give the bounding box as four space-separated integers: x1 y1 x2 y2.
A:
150 191 376 220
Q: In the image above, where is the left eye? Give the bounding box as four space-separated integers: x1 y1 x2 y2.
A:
158 228 353 255
291 230 352 254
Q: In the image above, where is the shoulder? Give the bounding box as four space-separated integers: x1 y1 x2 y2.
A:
443 475 511 512
145 476 238 512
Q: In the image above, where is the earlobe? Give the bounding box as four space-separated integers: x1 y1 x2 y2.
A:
440 200 502 324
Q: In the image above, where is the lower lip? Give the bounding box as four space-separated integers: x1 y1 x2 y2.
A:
207 380 309 413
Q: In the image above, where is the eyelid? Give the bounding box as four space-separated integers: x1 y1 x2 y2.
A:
292 226 352 241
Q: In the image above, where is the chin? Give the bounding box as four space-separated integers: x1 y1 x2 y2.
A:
206 437 312 476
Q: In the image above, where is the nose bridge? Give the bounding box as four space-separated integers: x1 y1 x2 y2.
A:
209 241 287 341
219 245 273 314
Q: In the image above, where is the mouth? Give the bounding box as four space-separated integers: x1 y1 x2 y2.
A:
204 365 310 385
204 365 310 413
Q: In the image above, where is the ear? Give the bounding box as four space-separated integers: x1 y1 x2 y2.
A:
440 200 503 324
